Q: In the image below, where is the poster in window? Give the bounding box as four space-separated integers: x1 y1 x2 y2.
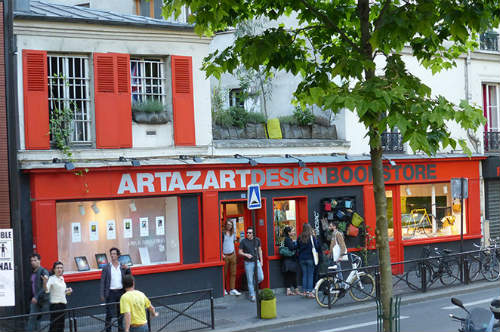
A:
156 216 165 236
71 222 81 243
140 217 149 237
89 221 99 241
123 218 132 239
106 220 116 240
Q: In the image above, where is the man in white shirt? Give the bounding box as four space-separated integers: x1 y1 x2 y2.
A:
100 247 131 332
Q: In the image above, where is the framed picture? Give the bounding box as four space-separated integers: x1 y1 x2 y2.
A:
118 254 133 267
95 253 108 269
74 256 90 271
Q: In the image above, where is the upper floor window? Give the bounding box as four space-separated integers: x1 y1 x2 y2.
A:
480 31 499 52
48 55 91 144
484 84 499 131
229 88 244 108
135 0 189 23
131 58 166 104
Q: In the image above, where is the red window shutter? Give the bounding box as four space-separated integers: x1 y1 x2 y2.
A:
94 53 132 148
22 50 49 150
171 55 196 146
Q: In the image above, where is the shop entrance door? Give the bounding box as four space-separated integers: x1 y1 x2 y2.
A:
220 200 269 293
386 186 403 274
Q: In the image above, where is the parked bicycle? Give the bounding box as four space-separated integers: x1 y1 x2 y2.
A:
406 246 460 290
467 239 500 282
314 253 375 308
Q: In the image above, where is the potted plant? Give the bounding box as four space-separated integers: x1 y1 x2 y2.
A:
132 99 170 124
259 288 276 319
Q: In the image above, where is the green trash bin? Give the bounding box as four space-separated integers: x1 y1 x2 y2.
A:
376 296 401 332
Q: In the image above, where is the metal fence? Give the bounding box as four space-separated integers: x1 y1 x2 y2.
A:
0 289 214 332
317 247 499 309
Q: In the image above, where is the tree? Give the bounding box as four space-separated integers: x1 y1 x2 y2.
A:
164 1 499 330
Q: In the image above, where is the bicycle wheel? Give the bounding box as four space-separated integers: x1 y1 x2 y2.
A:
440 259 460 286
481 254 500 282
315 277 340 308
467 256 481 281
349 272 375 301
406 263 432 290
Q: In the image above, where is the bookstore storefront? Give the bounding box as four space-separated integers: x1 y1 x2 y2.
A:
24 155 482 305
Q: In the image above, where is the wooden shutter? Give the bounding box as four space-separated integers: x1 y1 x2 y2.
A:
171 55 196 146
22 50 49 150
93 53 132 149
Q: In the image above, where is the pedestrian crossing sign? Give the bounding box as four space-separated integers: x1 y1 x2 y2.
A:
247 184 262 210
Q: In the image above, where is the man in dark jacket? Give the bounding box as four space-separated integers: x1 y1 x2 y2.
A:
26 253 50 331
100 247 131 332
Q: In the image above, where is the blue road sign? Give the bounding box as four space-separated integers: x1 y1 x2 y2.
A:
247 184 262 210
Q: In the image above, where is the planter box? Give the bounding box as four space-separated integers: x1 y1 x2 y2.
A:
260 298 277 319
213 123 267 139
312 124 337 139
133 111 170 124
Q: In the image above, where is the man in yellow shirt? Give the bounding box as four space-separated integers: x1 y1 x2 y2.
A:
120 275 158 332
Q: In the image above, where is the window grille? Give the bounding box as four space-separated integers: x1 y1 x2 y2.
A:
480 32 499 52
48 55 91 144
130 58 166 104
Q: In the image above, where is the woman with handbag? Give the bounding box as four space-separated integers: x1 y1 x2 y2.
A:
280 226 299 296
297 223 319 298
329 221 349 296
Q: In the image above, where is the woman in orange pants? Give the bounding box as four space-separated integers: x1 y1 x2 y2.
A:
222 220 241 296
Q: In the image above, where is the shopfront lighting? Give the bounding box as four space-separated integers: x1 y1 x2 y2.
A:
91 202 100 214
285 154 306 168
234 154 258 166
179 155 203 163
64 162 75 171
119 156 141 167
129 200 137 212
79 205 85 216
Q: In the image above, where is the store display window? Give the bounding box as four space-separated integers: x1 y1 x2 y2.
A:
273 200 297 251
400 183 465 240
56 196 181 273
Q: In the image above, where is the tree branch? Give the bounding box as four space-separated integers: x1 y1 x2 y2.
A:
373 0 392 32
298 0 361 53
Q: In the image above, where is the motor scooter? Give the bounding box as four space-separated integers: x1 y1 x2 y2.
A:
449 297 498 332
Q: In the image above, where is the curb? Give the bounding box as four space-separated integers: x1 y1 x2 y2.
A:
213 281 499 332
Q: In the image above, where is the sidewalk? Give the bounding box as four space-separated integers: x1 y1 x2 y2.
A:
211 281 499 332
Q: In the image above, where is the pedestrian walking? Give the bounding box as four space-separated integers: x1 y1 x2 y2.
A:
100 247 131 332
42 261 72 332
280 226 299 296
222 220 241 296
297 223 319 298
329 221 348 296
26 253 50 331
238 227 264 302
120 275 158 332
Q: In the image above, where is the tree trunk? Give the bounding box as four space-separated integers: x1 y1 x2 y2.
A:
370 134 393 332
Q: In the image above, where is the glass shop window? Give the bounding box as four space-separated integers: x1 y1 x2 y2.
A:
56 196 180 273
400 183 465 240
274 199 297 252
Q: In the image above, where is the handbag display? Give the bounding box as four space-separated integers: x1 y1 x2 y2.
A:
346 224 359 237
351 212 364 227
311 236 319 265
324 202 332 211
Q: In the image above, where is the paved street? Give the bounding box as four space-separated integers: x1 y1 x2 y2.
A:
267 287 500 332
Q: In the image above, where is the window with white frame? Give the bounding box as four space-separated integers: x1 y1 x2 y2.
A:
48 55 91 144
484 84 500 131
130 58 167 104
229 88 244 108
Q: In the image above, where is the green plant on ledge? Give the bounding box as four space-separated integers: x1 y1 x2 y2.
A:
293 106 315 126
132 98 165 113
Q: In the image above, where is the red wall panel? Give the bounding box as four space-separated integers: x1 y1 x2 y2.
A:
171 56 195 146
202 191 220 262
32 200 58 264
22 50 49 150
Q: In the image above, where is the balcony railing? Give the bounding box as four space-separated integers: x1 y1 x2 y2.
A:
484 131 500 152
381 132 404 153
480 32 499 52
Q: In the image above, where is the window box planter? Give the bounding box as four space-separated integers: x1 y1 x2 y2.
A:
213 123 267 139
281 123 337 139
132 111 170 125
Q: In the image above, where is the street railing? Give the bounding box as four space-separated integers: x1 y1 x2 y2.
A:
0 289 214 332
